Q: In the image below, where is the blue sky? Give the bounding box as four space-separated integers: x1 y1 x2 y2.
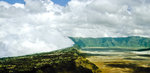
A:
0 0 70 6
0 0 25 4
51 0 70 6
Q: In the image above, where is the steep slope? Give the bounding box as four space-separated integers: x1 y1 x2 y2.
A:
70 36 150 48
0 47 101 73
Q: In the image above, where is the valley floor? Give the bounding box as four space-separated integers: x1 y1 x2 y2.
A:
80 48 150 73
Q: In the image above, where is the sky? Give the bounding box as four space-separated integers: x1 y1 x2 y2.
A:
0 0 25 4
0 0 150 57
0 0 70 6
51 0 70 6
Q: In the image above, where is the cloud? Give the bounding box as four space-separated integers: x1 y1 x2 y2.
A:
0 0 73 57
59 0 150 37
0 0 150 57
12 3 25 8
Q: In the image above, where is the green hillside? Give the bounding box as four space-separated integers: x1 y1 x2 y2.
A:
69 36 150 48
0 46 101 73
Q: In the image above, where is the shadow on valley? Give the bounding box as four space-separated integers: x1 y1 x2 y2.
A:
138 55 150 57
106 62 150 73
132 48 150 51
124 58 147 60
80 53 117 57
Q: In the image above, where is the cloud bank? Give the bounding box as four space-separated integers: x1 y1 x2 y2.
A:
0 0 150 57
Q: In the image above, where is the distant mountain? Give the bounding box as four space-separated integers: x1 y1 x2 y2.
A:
69 36 150 48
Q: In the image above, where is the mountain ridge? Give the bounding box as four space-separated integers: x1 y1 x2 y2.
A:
0 46 101 73
69 36 150 48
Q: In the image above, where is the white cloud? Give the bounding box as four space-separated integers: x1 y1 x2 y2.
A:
59 0 150 37
0 0 73 57
0 1 11 8
12 3 25 8
0 0 150 57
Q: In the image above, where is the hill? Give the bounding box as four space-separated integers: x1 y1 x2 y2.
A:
69 36 150 48
0 46 101 73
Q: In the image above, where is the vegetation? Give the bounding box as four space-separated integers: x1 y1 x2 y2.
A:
0 47 101 73
70 36 150 48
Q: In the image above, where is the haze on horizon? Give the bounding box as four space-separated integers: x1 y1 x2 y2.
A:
0 0 150 57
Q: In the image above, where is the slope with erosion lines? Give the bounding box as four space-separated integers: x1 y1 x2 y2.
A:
70 36 150 49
